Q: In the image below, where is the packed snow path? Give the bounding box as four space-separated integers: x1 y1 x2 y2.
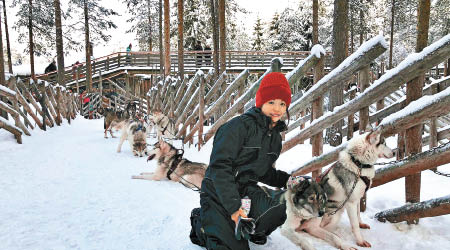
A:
1 117 449 250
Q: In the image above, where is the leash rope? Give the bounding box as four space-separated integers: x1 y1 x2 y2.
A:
327 167 361 216
373 140 450 178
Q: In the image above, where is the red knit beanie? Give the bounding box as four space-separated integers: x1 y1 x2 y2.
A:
255 72 291 108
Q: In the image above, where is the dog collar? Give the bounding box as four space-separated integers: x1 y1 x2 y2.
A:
350 155 372 169
136 124 144 132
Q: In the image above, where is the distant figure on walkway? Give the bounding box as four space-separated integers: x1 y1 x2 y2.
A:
194 40 203 68
71 61 83 80
204 43 212 66
126 43 132 65
45 60 57 74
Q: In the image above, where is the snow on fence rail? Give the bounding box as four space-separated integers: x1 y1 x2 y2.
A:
0 76 78 143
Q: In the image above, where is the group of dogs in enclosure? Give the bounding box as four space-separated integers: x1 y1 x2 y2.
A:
97 103 395 250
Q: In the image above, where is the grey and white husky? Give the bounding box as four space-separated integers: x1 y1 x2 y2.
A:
290 129 394 250
115 119 148 157
280 176 330 250
131 140 207 189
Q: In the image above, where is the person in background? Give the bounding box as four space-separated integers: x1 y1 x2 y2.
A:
45 60 57 74
194 72 295 250
194 40 203 68
126 43 132 65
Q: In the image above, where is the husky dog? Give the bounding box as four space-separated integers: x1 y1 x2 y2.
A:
149 111 176 140
116 119 148 157
100 108 128 138
294 129 394 250
280 176 339 250
143 115 156 138
131 140 207 189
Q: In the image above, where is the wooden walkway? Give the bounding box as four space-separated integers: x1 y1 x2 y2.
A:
35 50 331 88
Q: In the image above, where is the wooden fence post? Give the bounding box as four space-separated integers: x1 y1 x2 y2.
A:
198 76 205 151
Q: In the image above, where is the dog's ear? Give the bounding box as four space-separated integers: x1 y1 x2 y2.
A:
159 140 169 152
366 129 381 145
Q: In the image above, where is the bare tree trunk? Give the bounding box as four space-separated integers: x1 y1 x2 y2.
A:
2 0 12 73
0 0 5 119
28 0 36 81
84 0 92 92
148 0 153 51
327 0 348 146
54 0 65 86
209 0 220 79
164 0 170 77
177 0 184 79
159 0 164 76
218 0 226 74
404 0 430 225
389 0 395 69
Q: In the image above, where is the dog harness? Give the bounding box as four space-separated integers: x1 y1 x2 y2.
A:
316 155 372 193
166 149 184 180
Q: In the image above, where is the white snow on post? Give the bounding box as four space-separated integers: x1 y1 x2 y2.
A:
310 44 326 58
0 85 17 96
272 57 284 65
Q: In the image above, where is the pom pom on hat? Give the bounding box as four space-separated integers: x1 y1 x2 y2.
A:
255 72 291 108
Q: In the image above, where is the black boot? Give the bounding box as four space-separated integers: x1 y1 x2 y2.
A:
249 233 267 245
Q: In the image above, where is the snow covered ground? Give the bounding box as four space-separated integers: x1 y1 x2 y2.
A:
1 116 449 250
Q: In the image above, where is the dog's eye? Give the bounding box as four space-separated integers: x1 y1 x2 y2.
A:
308 195 315 202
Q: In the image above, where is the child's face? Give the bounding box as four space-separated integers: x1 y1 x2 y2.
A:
261 99 287 124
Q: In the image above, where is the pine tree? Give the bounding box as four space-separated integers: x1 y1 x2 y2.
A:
123 0 158 51
54 0 65 86
267 12 281 50
68 0 118 91
251 16 264 50
2 0 12 73
12 0 55 58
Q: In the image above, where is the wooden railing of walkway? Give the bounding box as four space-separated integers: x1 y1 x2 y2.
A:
35 50 332 87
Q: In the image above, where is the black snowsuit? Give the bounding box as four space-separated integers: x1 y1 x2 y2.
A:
200 107 290 250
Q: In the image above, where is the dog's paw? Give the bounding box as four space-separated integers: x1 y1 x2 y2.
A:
356 240 371 248
359 222 370 229
340 244 358 250
117 149 121 153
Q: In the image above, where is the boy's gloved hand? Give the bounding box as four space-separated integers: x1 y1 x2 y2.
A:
234 216 256 241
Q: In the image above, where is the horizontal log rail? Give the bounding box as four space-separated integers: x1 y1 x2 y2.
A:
375 195 450 223
372 142 450 188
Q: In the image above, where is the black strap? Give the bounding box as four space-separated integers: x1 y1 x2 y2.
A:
166 150 184 180
350 155 372 169
360 176 371 192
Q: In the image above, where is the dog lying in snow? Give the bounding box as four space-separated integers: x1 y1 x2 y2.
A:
132 140 207 189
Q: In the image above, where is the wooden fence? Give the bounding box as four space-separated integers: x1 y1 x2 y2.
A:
0 76 78 143
145 34 450 224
